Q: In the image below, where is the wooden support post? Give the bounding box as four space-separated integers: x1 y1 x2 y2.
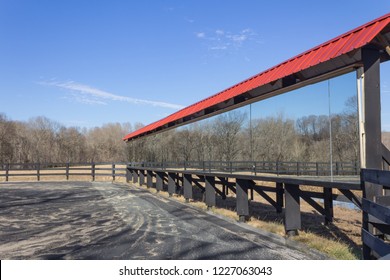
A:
324 187 334 224
205 176 216 209
66 163 70 180
359 47 383 259
147 170 153 188
276 182 284 213
126 167 132 183
139 170 145 186
131 169 136 183
133 170 138 184
222 185 226 199
112 163 116 181
284 184 301 236
37 163 40 181
5 164 9 182
156 171 164 192
236 179 252 222
225 177 229 196
183 173 193 202
91 162 95 182
168 172 176 196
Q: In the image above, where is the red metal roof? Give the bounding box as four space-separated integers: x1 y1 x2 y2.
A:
123 13 390 141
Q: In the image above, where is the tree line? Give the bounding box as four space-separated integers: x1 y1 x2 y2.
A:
0 114 133 164
0 96 361 165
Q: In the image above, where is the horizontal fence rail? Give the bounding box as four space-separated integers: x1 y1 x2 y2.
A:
361 168 390 260
0 162 128 182
134 160 360 176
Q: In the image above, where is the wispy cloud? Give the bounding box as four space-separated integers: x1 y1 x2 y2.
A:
195 28 257 51
39 80 185 110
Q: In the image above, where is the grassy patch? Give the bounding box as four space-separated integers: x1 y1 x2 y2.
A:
292 231 358 260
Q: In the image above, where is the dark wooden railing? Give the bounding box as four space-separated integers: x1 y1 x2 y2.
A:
361 168 390 259
126 165 362 236
0 162 128 182
135 160 360 176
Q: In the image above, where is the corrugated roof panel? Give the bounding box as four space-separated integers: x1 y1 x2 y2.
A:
124 13 390 141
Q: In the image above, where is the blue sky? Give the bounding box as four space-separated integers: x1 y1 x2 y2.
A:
1 0 390 130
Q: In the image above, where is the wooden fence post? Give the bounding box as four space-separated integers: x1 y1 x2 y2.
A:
276 182 284 213
168 172 176 196
91 162 95 181
236 179 252 222
66 163 70 180
5 164 9 182
147 170 153 188
36 163 40 181
324 187 334 224
112 163 116 181
126 167 132 183
284 184 301 236
156 171 164 192
183 173 193 202
133 169 138 184
139 170 145 186
205 176 216 209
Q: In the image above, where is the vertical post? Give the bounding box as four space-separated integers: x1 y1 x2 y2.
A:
5 164 9 182
225 177 229 196
126 167 132 183
139 170 145 186
359 47 383 259
91 162 95 182
37 163 40 181
236 179 251 222
147 170 153 188
112 163 116 181
323 187 333 225
359 47 383 171
284 184 301 236
297 162 300 176
168 172 176 197
183 173 193 202
316 162 319 176
205 176 216 209
276 182 284 213
156 171 164 192
133 169 138 184
66 162 70 180
132 169 137 183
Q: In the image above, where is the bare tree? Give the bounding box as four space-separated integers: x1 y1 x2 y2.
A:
212 111 246 162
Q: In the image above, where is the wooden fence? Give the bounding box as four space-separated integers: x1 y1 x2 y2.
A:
361 168 390 259
137 160 360 176
0 162 127 182
126 166 362 236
